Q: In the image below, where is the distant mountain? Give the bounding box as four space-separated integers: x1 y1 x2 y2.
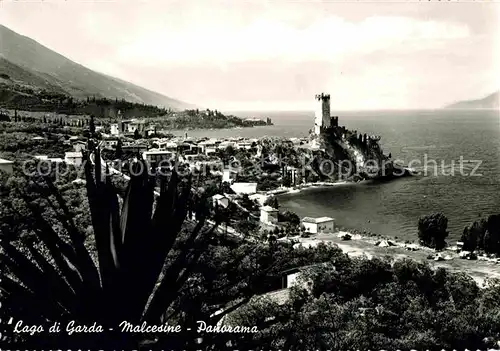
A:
445 91 499 109
0 25 193 110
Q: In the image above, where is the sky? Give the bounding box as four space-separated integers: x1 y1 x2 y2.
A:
1 0 499 111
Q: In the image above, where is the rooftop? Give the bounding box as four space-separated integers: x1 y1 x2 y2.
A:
143 150 174 154
260 205 278 212
64 152 83 158
302 216 335 224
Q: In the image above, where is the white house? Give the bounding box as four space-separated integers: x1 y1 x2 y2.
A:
34 155 64 163
199 139 218 155
122 143 148 153
0 158 14 174
142 150 175 165
110 123 120 136
260 205 278 224
212 194 229 208
301 216 335 234
237 141 253 150
64 152 83 167
230 182 257 195
118 119 144 134
218 141 237 150
222 169 238 184
102 137 119 149
165 142 179 153
72 141 87 152
126 119 146 133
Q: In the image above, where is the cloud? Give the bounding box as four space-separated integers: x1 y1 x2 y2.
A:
115 16 471 65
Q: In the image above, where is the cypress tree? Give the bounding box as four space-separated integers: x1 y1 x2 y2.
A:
90 115 96 136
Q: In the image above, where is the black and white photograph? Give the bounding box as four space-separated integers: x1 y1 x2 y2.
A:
0 0 499 349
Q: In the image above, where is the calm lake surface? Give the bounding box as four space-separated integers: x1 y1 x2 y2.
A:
172 109 500 241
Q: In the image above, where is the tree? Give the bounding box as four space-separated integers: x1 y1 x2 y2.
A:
278 210 300 226
239 194 258 212
115 139 123 159
461 219 487 252
89 115 96 136
485 214 500 254
133 129 141 139
263 196 279 209
417 213 449 250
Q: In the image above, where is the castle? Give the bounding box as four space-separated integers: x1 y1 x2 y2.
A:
314 93 339 135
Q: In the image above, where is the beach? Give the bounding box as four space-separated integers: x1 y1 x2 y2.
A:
283 231 500 286
266 180 352 196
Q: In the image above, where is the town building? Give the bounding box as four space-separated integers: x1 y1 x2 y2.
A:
0 158 14 174
230 182 257 195
142 150 175 165
198 139 218 156
72 140 87 153
110 123 120 136
260 205 278 224
216 264 322 327
222 169 238 184
122 143 148 153
212 194 229 208
280 266 314 290
154 141 178 153
102 137 119 149
301 216 335 234
218 141 237 150
34 155 64 163
64 152 83 167
119 119 146 134
237 141 253 150
145 125 158 137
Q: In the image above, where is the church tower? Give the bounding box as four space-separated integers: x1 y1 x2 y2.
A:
314 93 331 135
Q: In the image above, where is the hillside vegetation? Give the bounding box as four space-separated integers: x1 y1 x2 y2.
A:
0 25 191 110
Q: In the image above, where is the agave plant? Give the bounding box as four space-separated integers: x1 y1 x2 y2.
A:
0 146 219 348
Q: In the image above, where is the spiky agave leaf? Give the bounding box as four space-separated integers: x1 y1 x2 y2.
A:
0 143 217 348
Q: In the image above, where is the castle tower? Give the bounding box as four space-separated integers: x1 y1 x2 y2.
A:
314 93 331 135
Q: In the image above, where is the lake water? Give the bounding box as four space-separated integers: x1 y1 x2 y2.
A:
172 109 500 241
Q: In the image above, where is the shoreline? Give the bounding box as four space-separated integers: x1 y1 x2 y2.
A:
266 168 415 196
283 230 500 286
168 123 274 133
265 179 354 196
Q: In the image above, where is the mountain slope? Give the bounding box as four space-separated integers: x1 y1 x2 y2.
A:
0 25 192 110
445 91 499 109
